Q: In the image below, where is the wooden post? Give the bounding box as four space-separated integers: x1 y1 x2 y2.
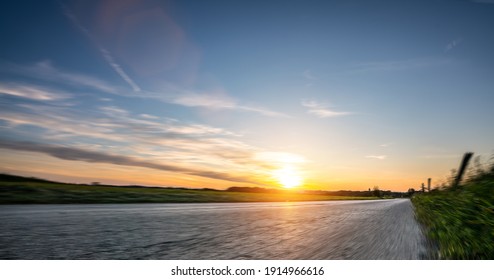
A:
453 152 474 189
421 183 425 192
427 178 431 192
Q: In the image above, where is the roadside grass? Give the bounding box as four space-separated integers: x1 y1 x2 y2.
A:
0 181 376 204
412 164 494 259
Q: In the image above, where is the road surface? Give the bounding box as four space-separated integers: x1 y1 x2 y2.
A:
0 199 428 259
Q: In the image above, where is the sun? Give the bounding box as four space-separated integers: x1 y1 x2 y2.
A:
273 166 303 189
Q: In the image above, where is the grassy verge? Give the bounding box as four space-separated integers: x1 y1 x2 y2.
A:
412 169 494 259
0 180 376 204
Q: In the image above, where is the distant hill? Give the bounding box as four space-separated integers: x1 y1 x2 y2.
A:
0 174 58 183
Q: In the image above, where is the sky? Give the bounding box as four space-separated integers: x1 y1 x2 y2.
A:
1 0 494 191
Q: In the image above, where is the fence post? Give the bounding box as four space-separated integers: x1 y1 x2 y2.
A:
427 178 431 192
453 152 474 189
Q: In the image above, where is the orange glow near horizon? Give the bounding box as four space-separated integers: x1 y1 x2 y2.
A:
0 147 460 192
273 166 303 189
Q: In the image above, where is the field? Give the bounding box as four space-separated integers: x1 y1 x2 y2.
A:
0 175 375 204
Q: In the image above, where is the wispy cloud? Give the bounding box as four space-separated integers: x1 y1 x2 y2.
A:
445 38 463 52
5 61 287 118
0 104 125 142
302 100 352 118
0 98 294 184
6 60 118 94
96 105 242 138
172 93 290 117
0 139 256 184
139 114 159 120
0 83 69 101
171 93 235 109
365 155 387 160
61 4 141 92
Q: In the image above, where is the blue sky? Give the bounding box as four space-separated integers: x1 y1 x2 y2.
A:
1 0 493 190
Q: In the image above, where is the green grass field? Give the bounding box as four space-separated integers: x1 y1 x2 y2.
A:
0 176 375 204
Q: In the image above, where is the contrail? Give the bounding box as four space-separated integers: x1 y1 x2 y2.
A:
60 3 141 92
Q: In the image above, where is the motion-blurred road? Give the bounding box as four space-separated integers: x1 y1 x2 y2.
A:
0 199 427 259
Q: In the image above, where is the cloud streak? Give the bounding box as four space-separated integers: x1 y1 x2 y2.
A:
99 48 141 92
61 4 141 92
0 98 287 183
0 83 69 101
302 100 352 118
0 139 257 184
171 93 290 117
4 60 119 94
5 61 287 118
365 155 387 160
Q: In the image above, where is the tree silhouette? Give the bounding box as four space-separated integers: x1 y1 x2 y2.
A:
372 186 381 198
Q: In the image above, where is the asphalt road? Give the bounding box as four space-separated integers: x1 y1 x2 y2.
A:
0 199 428 259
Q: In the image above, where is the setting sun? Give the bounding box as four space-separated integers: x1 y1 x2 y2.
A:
273 166 303 189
